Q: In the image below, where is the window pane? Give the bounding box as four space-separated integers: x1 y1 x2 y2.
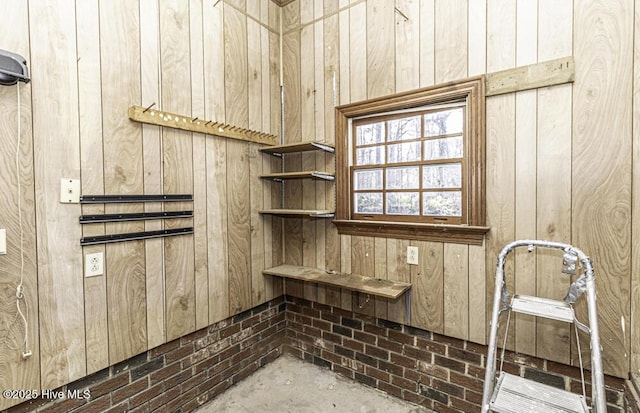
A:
356 122 385 145
386 192 419 215
388 142 421 163
423 163 462 189
356 146 385 165
355 192 383 214
388 116 420 141
354 169 383 190
424 136 463 160
386 166 419 189
423 191 462 216
424 108 463 137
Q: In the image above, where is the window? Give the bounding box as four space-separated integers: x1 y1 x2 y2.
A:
334 77 488 245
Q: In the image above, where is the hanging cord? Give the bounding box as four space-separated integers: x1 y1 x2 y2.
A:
14 82 31 359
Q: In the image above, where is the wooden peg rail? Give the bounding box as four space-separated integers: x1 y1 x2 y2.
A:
128 105 277 146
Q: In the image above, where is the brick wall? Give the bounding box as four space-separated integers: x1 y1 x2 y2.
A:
4 294 637 413
284 296 629 413
3 297 285 413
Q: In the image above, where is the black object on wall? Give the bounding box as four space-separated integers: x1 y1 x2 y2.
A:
0 49 30 86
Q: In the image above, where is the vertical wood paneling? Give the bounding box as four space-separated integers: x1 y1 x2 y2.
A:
227 141 252 314
248 18 266 307
0 3 38 408
536 0 573 365
351 236 375 316
31 0 86 388
340 235 353 310
101 0 147 366
77 0 108 373
435 0 467 82
468 0 486 76
387 239 410 324
513 0 538 356
444 244 469 340
161 0 196 341
374 238 388 320
419 0 435 87
338 7 350 105
411 241 443 334
190 0 209 330
301 22 317 301
224 5 252 315
632 0 640 373
573 0 632 377
140 0 165 350
366 0 394 98
395 0 420 92
349 3 366 101
468 243 486 344
486 0 516 350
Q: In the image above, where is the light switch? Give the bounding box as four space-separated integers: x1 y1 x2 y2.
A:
60 178 80 203
0 229 6 255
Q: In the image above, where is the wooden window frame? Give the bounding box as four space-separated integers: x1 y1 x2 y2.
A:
334 76 489 245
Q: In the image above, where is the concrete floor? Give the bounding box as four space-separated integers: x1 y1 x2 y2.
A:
195 355 432 413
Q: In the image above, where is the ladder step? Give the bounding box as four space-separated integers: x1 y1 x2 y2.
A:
490 372 589 413
510 295 574 323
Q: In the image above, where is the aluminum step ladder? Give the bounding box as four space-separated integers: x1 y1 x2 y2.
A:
481 240 606 413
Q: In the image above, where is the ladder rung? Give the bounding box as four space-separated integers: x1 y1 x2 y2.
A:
510 295 574 323
490 372 589 413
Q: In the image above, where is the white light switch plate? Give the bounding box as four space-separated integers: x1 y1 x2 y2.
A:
0 229 6 255
60 178 80 203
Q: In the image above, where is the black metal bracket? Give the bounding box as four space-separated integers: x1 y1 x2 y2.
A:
80 210 193 224
80 227 193 246
80 194 193 204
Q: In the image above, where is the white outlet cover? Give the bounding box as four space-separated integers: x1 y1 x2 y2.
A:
60 178 80 203
0 228 6 255
407 246 419 265
85 252 104 277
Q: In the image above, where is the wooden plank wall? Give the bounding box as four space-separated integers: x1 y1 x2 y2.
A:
0 1 282 408
283 0 638 378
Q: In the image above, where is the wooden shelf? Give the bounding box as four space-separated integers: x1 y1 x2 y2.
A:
259 140 335 155
260 171 335 181
263 264 411 299
259 209 335 218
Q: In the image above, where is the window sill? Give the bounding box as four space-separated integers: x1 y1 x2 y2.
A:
333 219 490 245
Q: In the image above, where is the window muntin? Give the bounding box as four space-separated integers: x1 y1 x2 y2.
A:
351 105 466 224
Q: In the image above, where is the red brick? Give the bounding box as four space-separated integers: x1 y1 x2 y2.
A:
333 365 355 379
343 338 364 352
377 338 403 353
90 374 129 398
150 362 181 385
404 390 426 406
353 330 376 345
180 328 208 346
450 371 484 393
403 345 429 361
149 384 180 411
165 368 193 389
388 329 415 346
391 352 416 369
434 355 466 374
466 363 485 379
38 397 86 413
432 377 465 399
312 318 331 331
433 400 463 413
104 402 130 413
167 388 196 413
405 368 430 385
149 340 180 358
415 337 447 354
365 344 389 361
4 397 50 413
363 324 387 337
165 344 194 364
432 332 465 348
129 382 164 409
378 381 403 399
416 360 449 381
451 395 479 412
111 378 149 404
448 347 483 365
391 374 417 392
466 389 484 404
73 396 111 413
365 365 390 383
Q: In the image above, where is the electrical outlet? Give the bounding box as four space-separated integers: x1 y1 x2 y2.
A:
407 246 419 265
85 252 104 277
0 228 6 255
